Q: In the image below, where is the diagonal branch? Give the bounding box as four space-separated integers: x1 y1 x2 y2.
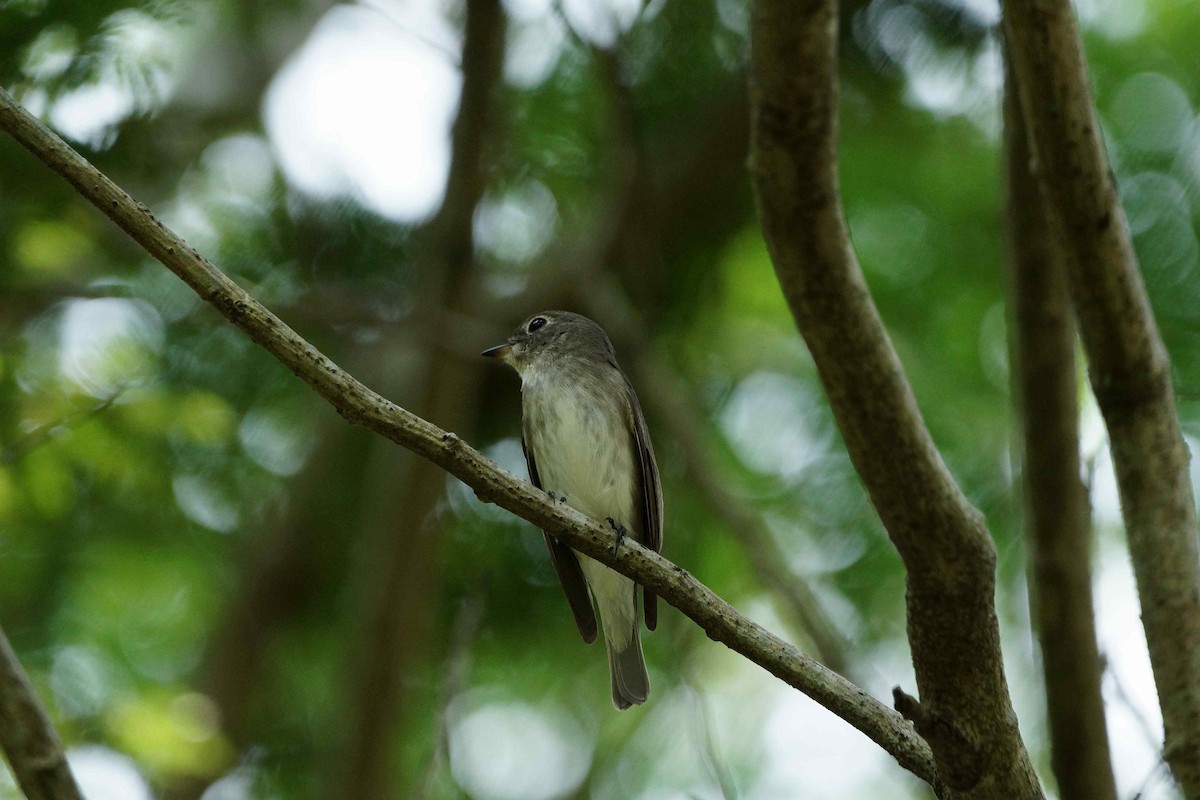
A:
0 86 939 788
748 0 1040 796
1003 54 1117 800
1002 1 1200 793
0 626 84 800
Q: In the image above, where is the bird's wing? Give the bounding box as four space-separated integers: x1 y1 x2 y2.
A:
523 435 598 644
624 375 664 630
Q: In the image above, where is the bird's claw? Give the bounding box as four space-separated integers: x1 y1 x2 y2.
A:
545 489 567 504
605 517 627 556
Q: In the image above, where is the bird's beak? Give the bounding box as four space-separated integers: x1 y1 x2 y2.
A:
481 342 512 360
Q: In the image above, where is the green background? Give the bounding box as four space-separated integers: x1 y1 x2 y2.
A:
1 0 1198 797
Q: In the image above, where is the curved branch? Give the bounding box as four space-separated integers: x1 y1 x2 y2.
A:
748 0 1040 796
1004 56 1117 800
1003 2 1200 793
0 87 938 788
0 626 84 800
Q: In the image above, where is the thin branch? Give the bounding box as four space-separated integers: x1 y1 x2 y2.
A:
359 0 462 66
1003 1 1200 793
0 626 85 800
0 391 123 464
681 667 740 800
1004 53 1117 800
0 87 939 788
1131 761 1171 800
1105 654 1166 760
748 0 1039 796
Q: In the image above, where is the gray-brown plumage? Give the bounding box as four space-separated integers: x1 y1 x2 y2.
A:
482 311 663 708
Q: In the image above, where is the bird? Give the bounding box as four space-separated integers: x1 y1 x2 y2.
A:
482 310 663 709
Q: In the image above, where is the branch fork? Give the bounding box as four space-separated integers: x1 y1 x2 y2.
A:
894 687 984 792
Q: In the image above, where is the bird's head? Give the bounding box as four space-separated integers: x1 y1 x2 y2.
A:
481 310 615 376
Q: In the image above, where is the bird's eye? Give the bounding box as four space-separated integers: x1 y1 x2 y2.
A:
528 317 548 333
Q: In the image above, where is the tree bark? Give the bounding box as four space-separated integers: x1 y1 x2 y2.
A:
1003 1 1200 794
748 0 1040 796
0 626 84 800
0 85 942 789
1004 55 1117 800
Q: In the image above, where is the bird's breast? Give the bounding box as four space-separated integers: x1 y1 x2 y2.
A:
523 369 636 525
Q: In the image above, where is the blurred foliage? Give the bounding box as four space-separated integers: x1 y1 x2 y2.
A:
1 0 1199 798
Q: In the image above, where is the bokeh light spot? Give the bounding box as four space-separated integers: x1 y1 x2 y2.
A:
448 694 592 800
265 3 461 221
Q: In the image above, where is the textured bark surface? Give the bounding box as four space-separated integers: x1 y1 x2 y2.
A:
0 85 941 788
748 0 1040 796
1004 60 1117 800
1004 1 1200 794
0 627 85 800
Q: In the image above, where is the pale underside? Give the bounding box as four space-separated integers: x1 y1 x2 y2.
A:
521 361 640 650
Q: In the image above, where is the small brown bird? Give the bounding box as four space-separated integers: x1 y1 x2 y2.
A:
483 311 663 708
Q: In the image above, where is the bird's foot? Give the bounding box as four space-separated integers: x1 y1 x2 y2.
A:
545 489 567 503
605 517 627 556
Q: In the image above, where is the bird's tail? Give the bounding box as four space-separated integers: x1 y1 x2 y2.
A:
608 627 649 710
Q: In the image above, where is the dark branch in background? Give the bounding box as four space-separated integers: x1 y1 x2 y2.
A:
333 1 505 797
748 0 1040 797
0 88 940 788
1002 1 1200 793
166 417 372 800
0 626 85 800
1003 57 1117 800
